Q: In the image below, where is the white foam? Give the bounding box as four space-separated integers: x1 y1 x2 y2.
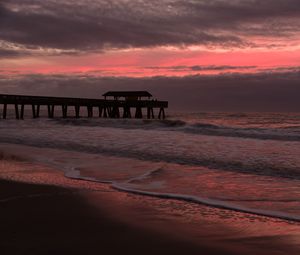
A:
64 165 300 223
64 169 113 184
112 182 300 223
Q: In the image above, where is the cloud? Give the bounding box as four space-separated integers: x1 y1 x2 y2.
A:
146 65 258 72
0 48 23 58
1 70 300 112
1 0 300 55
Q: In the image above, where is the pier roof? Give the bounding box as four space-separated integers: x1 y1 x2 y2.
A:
102 91 152 98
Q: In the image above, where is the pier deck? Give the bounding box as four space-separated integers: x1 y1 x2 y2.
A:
0 93 168 119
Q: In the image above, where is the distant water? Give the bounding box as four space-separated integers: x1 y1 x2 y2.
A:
1 111 300 222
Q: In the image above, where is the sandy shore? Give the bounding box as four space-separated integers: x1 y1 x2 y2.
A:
1 154 300 255
1 179 226 255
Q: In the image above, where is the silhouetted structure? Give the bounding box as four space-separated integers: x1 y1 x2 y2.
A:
0 92 168 120
103 91 152 100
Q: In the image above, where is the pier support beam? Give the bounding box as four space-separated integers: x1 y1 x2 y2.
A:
111 106 120 118
47 105 55 118
75 105 80 118
107 107 112 117
98 106 103 117
103 107 108 118
135 107 143 119
20 104 25 119
158 107 166 120
3 103 7 119
62 105 68 118
123 107 131 118
36 105 40 118
13 104 25 119
147 107 154 119
32 105 36 118
15 104 20 119
32 104 40 118
87 106 93 118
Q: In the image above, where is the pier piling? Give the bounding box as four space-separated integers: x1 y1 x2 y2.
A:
15 104 20 119
3 103 7 119
75 105 80 118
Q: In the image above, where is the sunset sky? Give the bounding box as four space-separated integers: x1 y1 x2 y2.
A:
1 0 300 111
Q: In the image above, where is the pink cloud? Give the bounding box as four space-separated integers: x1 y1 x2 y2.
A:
1 46 300 77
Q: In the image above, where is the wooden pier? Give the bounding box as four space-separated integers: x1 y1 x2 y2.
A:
0 91 168 120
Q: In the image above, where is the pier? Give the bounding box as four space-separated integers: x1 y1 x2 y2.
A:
0 91 168 120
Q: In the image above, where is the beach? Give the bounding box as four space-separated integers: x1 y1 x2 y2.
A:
0 157 230 255
1 151 300 255
0 112 300 254
1 179 211 255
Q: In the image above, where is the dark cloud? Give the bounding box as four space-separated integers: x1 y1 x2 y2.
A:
263 66 300 72
1 71 300 112
190 65 257 71
0 48 24 58
146 65 257 72
0 1 233 52
1 0 300 54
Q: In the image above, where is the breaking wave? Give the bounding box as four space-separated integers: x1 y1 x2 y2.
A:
1 135 300 180
54 118 300 142
63 165 300 223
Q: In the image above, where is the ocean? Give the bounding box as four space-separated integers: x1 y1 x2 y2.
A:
1 111 300 222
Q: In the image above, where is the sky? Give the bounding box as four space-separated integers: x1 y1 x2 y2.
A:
0 0 300 111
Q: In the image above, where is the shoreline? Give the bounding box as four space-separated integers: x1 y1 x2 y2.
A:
1 152 300 254
0 155 229 255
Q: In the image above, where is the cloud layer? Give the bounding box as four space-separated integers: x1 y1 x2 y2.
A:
1 0 300 55
1 70 300 111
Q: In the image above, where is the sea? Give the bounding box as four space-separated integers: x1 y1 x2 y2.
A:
1 110 300 222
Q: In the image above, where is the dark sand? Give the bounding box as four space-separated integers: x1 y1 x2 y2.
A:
0 179 235 255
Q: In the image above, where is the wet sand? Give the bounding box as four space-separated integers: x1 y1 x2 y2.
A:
0 156 300 255
0 179 234 255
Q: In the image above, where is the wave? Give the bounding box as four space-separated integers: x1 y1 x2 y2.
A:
112 183 300 223
183 125 300 142
227 113 248 118
190 123 220 129
54 118 186 128
63 166 300 223
1 137 299 180
54 118 300 142
127 167 165 183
